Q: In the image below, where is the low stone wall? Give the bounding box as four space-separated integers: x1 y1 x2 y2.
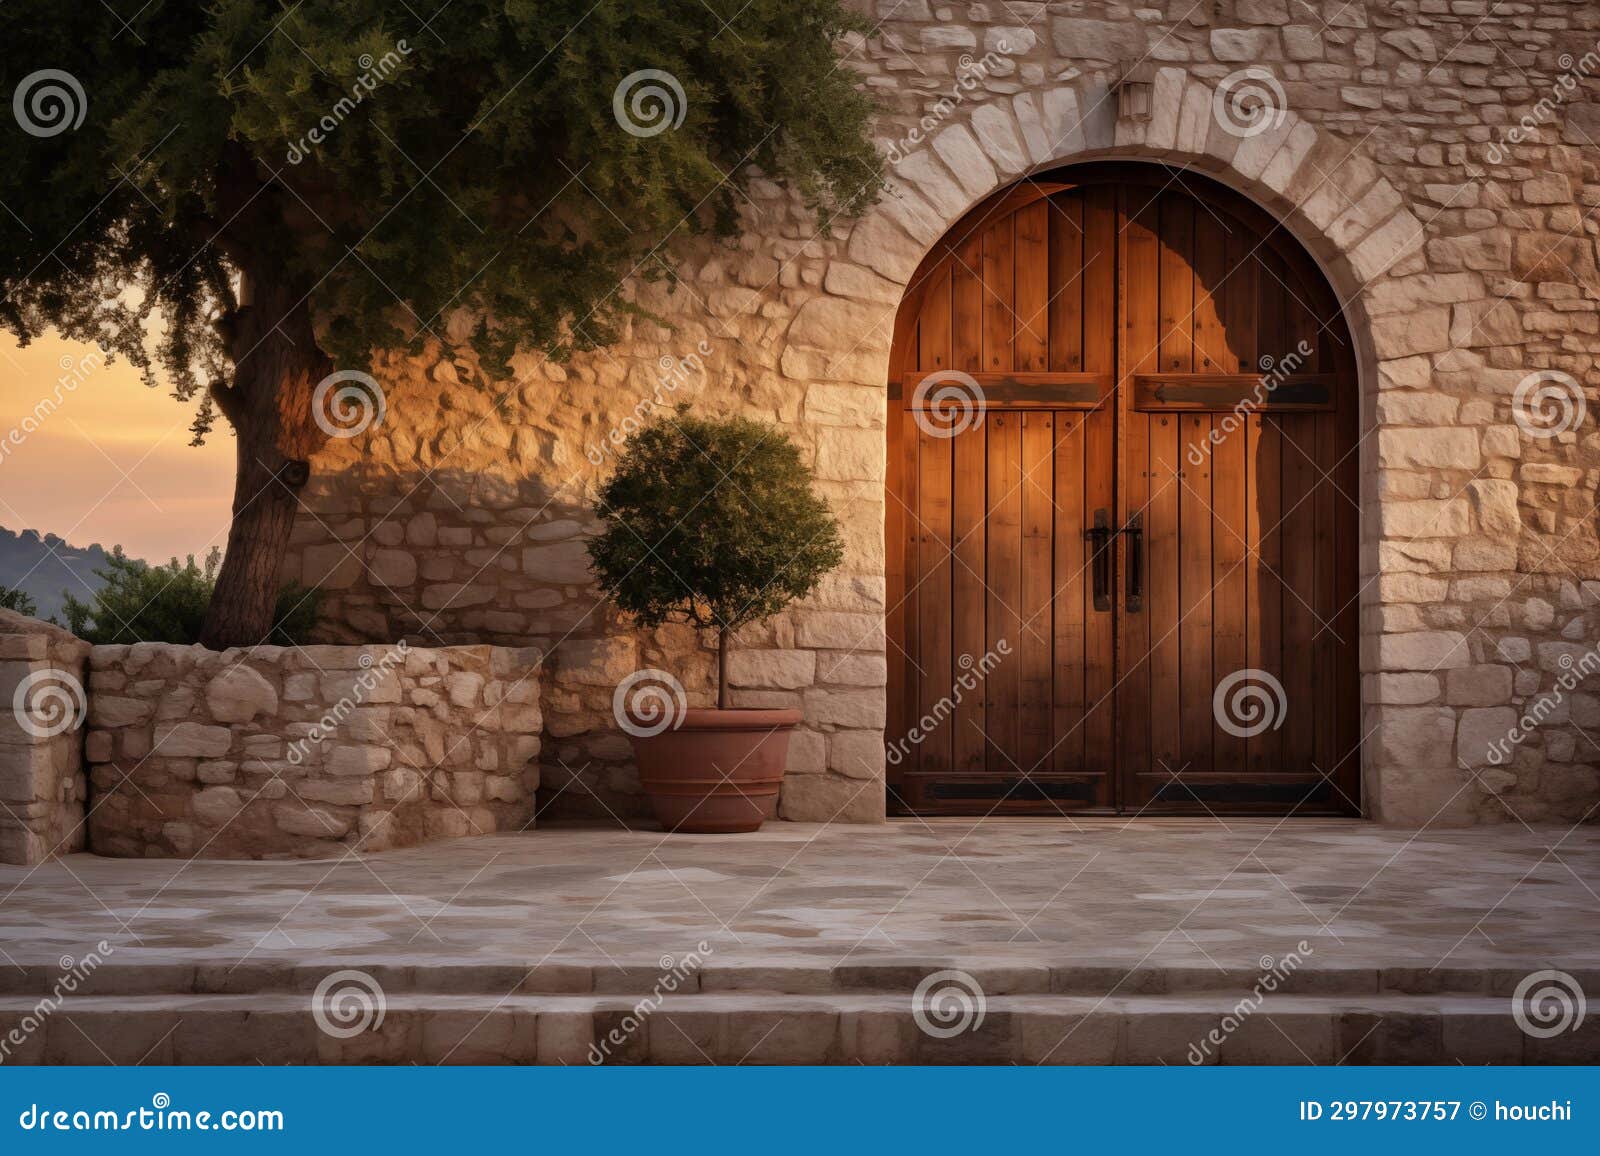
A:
0 611 91 866
85 641 542 859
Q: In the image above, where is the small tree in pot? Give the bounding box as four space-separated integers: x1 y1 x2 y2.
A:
588 407 844 832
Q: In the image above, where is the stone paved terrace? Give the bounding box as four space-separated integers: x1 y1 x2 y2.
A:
4 820 1599 1064
3 819 1597 972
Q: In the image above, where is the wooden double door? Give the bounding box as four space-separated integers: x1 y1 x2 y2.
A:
886 164 1360 816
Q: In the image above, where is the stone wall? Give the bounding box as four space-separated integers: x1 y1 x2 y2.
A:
85 641 542 859
0 611 90 865
281 1 1600 826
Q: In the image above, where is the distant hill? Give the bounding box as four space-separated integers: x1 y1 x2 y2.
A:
0 528 120 621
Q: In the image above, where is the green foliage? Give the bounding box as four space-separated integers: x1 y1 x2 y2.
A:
62 548 322 646
0 585 38 617
0 1 884 431
588 407 844 638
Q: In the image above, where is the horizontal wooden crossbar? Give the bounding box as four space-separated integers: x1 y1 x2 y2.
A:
894 372 1115 410
1133 373 1339 412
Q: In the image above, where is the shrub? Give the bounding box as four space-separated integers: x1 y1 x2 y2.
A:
0 585 37 616
588 407 844 708
62 548 323 647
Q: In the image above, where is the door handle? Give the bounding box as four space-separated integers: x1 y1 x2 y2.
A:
1083 508 1112 612
1121 514 1144 613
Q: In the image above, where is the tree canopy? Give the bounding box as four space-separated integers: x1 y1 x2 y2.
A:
0 1 882 643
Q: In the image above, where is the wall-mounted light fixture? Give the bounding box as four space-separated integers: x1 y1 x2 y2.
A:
1114 62 1156 122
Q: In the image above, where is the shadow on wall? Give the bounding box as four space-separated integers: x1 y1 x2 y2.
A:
280 464 726 822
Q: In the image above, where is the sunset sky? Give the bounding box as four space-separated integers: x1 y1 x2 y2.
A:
0 330 235 563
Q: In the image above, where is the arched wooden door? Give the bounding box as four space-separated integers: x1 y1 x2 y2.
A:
885 163 1360 816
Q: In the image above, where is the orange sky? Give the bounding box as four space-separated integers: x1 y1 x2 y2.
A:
0 331 235 563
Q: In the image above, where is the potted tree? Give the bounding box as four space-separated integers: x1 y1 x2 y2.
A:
588 407 844 833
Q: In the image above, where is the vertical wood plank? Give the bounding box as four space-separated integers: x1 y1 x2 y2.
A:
1082 186 1117 376
916 425 954 775
1014 201 1050 372
1211 411 1248 775
1054 412 1086 775
1246 414 1283 778
1081 185 1118 791
1048 192 1085 373
1121 188 1162 798
1178 412 1214 775
951 419 988 774
900 408 921 774
1020 412 1054 776
985 412 1023 771
952 234 983 373
1279 412 1317 776
1158 194 1195 374
982 217 1015 375
917 262 952 372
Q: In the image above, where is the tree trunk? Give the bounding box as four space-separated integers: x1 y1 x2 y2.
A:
198 270 332 649
717 625 730 710
196 143 337 650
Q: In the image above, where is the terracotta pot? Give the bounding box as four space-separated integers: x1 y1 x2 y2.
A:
628 707 801 833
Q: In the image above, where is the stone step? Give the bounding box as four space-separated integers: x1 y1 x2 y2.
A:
3 958 1581 999
2 991 1594 1065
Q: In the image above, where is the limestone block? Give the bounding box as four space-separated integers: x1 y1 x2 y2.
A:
520 539 592 584
368 549 418 587
1457 708 1517 768
1364 673 1440 705
969 104 1028 177
324 744 392 777
88 696 153 729
727 649 817 690
828 731 885 780
1466 480 1521 536
1377 498 1470 538
555 638 638 687
192 786 244 827
204 666 278 724
795 612 886 651
803 689 886 729
155 722 233 759
815 427 884 481
1372 631 1470 671
930 125 996 199
1444 666 1513 707
780 770 884 823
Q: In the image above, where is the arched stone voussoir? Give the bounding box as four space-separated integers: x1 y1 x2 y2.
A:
843 67 1431 337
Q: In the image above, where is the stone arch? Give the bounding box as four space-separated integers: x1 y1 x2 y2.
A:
787 70 1445 823
794 69 1428 394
